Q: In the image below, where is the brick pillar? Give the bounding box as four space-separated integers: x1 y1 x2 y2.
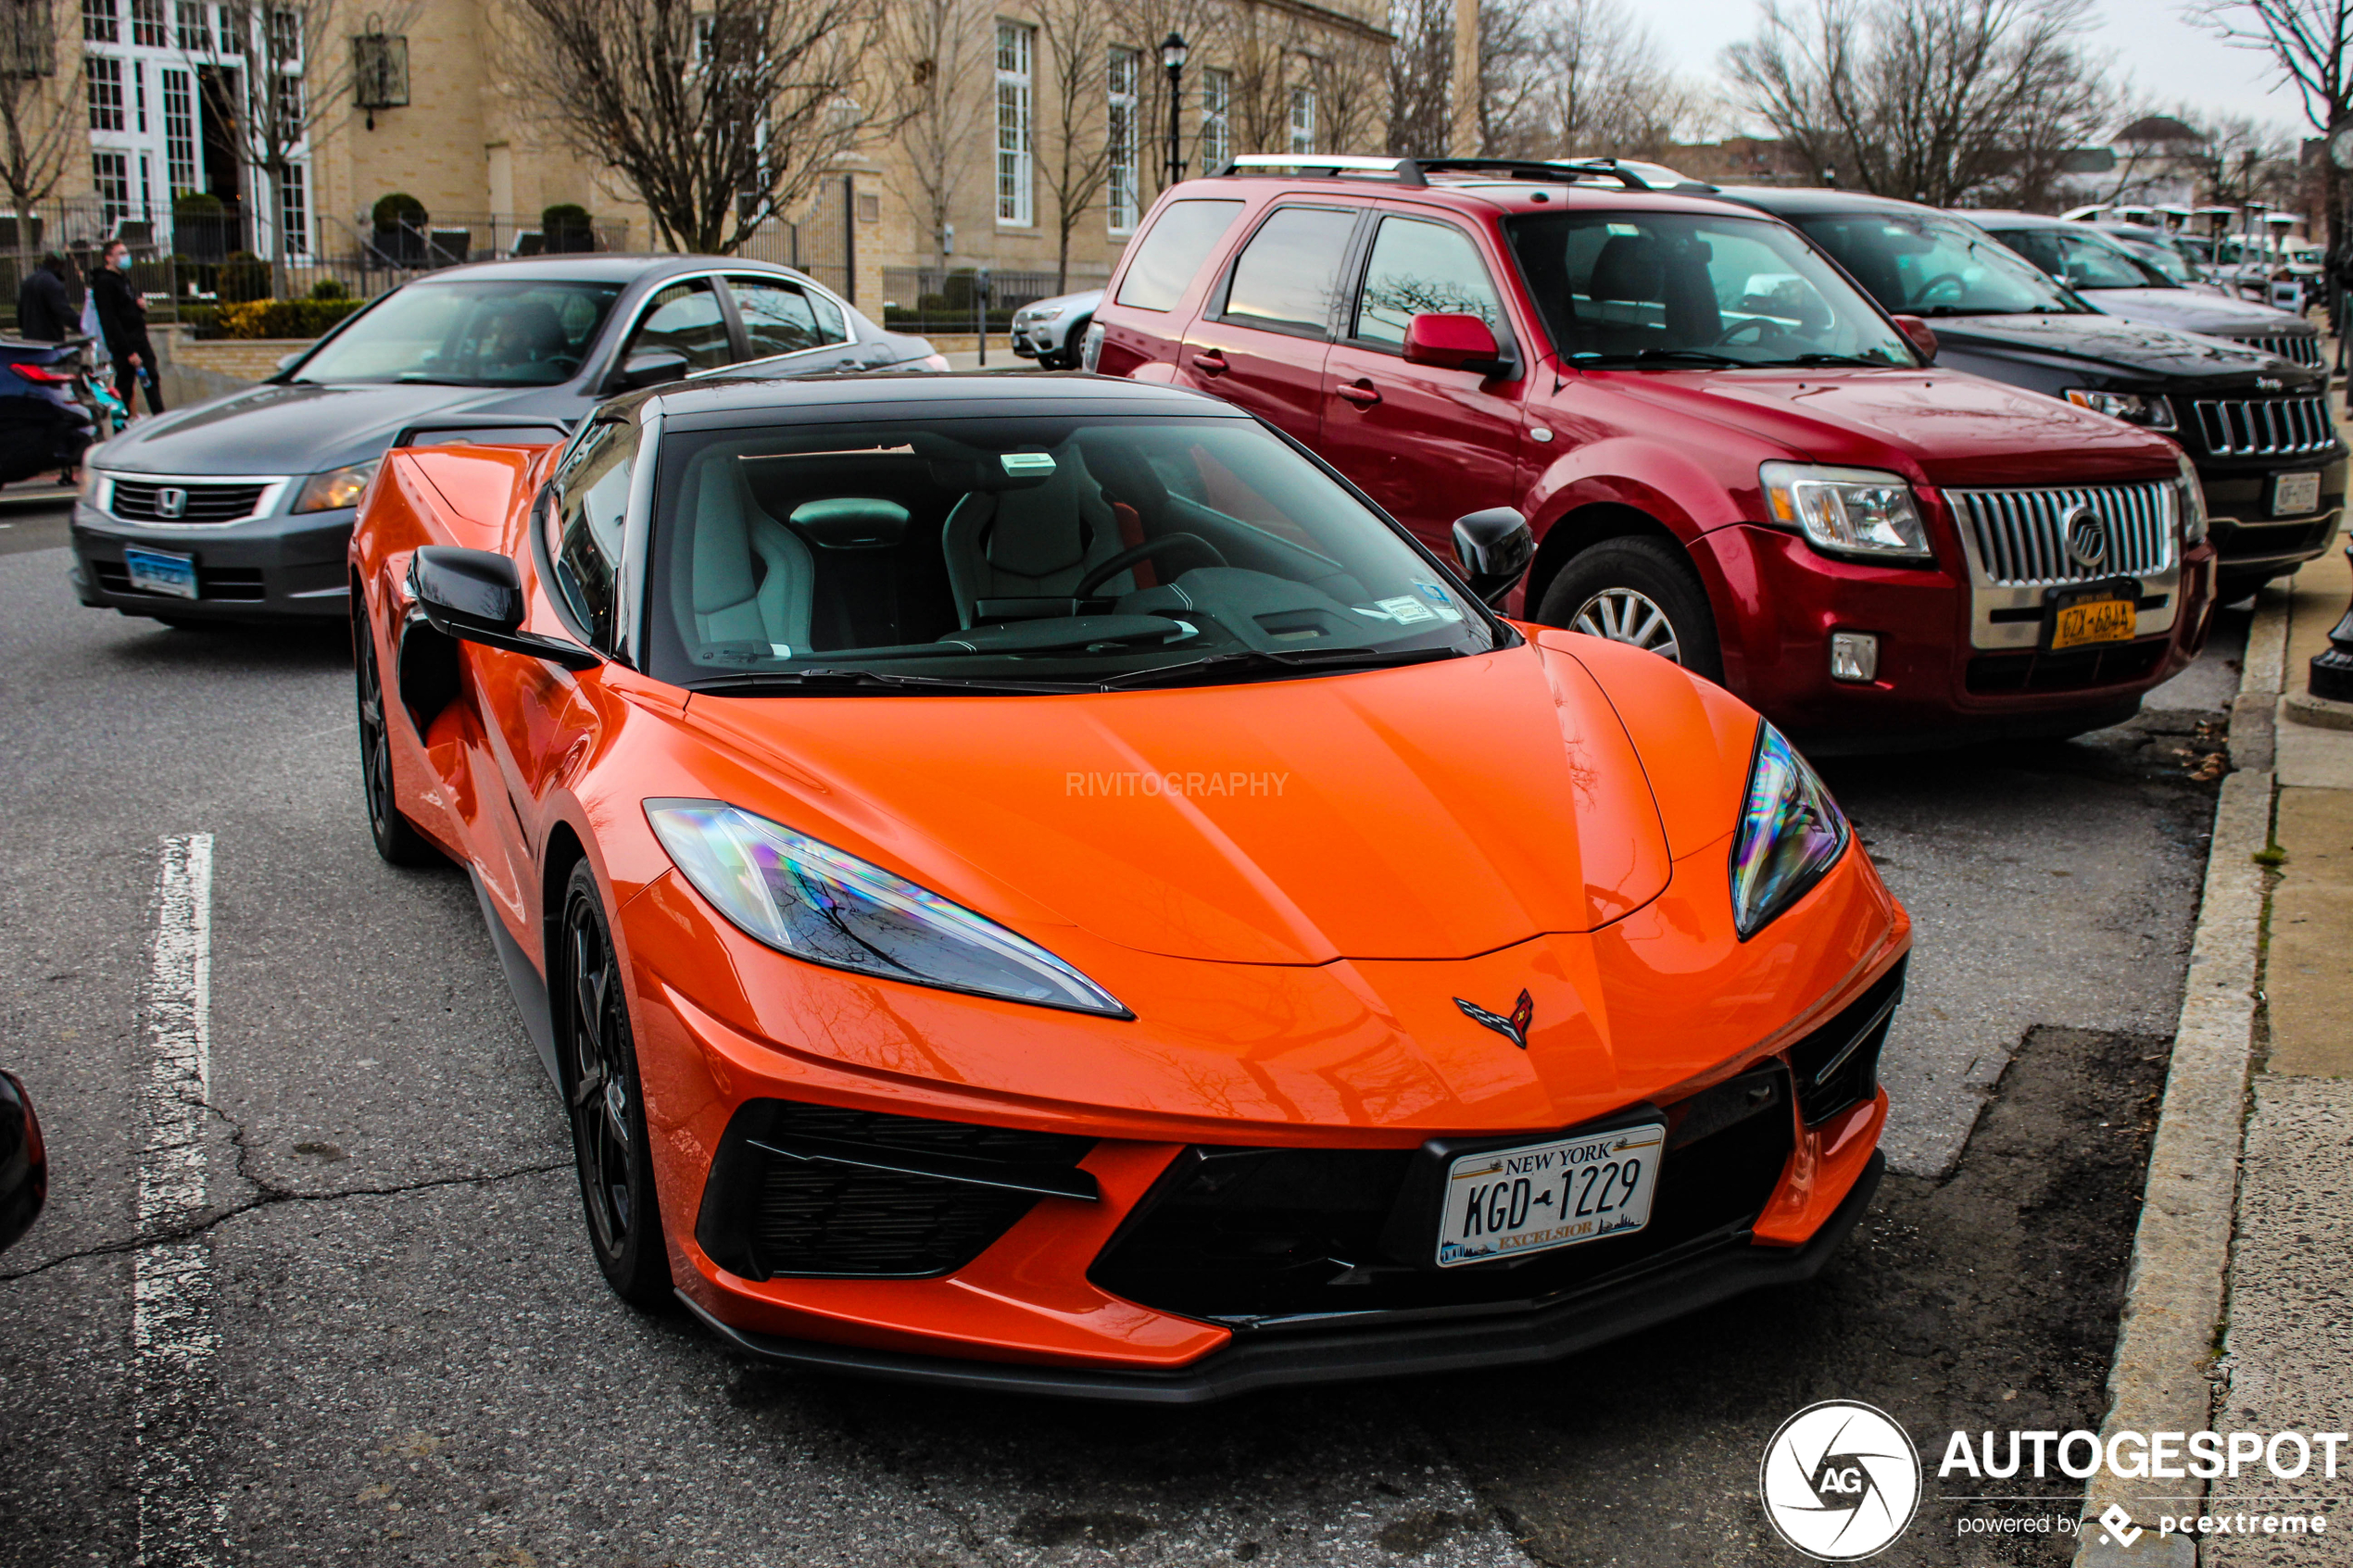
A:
1452 0 1480 156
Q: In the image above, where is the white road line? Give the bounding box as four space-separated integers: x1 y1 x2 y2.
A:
135 833 220 1568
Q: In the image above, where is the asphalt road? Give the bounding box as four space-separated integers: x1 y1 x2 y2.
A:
0 510 2236 1567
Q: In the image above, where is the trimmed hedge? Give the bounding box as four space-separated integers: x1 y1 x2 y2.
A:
209 297 369 338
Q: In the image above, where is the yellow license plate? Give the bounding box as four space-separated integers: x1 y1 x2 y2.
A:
2051 596 2136 650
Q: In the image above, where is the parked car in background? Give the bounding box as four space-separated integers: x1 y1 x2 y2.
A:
1011 288 1101 369
2084 220 2229 295
1965 210 2322 368
0 336 94 486
1091 157 2213 749
1720 189 2344 602
0 1069 45 1255
68 257 943 626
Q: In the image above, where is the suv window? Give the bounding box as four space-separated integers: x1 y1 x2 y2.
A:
727 275 848 358
551 419 637 648
625 278 734 370
1221 207 1359 335
1990 228 2150 291
1116 198 1245 310
1353 217 1505 347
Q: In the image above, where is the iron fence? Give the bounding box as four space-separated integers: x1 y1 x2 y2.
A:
879 267 1080 333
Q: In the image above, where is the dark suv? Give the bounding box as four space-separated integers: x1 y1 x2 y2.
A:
1720 189 2343 601
1088 157 2210 748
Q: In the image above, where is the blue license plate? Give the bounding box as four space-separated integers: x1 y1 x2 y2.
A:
122 546 198 599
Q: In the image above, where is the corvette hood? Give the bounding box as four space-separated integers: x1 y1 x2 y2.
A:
679 642 1673 965
91 381 568 476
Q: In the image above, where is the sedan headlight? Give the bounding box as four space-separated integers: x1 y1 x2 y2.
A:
1730 724 1851 939
293 459 378 513
645 799 1129 1017
1758 462 1932 561
77 466 104 504
2064 388 2175 431
2175 452 2208 546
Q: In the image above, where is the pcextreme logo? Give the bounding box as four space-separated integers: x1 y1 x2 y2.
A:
1759 1400 1923 1561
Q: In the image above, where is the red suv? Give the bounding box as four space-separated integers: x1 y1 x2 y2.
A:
1084 157 2215 746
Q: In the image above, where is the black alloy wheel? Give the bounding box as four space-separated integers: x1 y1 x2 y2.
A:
561 860 670 1308
354 601 441 867
1536 535 1726 683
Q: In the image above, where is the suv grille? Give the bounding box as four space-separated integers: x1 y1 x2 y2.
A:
2190 395 2335 458
108 480 270 524
2226 333 2323 368
1946 482 2177 586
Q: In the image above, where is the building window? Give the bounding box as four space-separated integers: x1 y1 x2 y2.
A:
162 68 195 191
1202 69 1231 173
132 0 165 46
995 20 1033 226
1289 85 1315 155
277 162 307 255
94 151 131 224
132 59 145 133
272 69 301 143
174 0 208 51
82 0 117 43
266 3 297 57
1106 46 1138 232
87 55 126 131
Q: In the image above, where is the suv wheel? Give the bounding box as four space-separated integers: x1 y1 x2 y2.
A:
1537 536 1724 682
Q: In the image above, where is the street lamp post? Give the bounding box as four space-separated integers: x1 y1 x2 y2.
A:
1161 32 1188 189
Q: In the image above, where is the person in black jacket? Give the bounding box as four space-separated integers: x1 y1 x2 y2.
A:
92 240 163 416
14 252 72 344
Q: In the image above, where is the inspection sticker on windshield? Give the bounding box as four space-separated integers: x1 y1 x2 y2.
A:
1435 1123 1665 1267
1372 595 1440 625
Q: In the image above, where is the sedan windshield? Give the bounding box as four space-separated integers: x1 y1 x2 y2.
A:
292 280 623 386
1789 210 2084 318
1504 210 1918 368
644 414 1501 692
1984 225 2158 291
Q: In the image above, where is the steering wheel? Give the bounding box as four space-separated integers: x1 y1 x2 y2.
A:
1074 532 1227 597
1715 317 1792 347
1913 272 1968 306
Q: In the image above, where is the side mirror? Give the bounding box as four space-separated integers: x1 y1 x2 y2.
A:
408 546 598 670
274 350 304 374
0 1069 46 1255
608 347 689 395
1891 314 1938 363
1451 506 1535 607
1403 313 1510 376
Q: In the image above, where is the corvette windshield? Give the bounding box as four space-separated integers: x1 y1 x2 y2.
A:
646 414 1500 692
1790 210 2086 318
1504 210 1917 368
291 280 623 386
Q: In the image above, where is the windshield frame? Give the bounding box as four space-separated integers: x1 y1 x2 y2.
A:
285 276 626 388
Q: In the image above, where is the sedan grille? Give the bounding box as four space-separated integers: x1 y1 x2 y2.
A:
1945 482 2177 587
2225 333 2323 368
2190 395 2336 458
108 480 269 524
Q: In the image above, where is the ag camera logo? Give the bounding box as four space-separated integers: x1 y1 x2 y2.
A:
1760 1400 1922 1560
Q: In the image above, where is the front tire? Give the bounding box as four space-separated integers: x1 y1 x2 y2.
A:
560 861 670 1309
1536 535 1724 682
354 601 441 867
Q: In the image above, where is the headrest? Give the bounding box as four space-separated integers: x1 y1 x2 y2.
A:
1590 236 1663 303
689 460 754 613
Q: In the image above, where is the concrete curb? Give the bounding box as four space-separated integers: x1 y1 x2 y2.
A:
2071 593 2292 1568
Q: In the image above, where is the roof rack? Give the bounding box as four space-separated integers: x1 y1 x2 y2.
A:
1213 153 1714 194
1216 155 1428 185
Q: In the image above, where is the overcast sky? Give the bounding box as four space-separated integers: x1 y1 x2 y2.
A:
1659 0 2317 140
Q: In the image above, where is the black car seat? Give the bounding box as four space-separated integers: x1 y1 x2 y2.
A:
671 457 814 657
939 453 1136 627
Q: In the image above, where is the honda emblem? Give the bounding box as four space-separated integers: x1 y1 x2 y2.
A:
155 486 187 520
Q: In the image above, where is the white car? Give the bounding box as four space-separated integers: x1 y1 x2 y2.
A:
1011 289 1101 370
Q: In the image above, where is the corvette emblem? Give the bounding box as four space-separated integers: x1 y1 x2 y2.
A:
1456 989 1535 1048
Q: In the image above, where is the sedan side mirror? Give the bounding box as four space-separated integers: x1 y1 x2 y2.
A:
1403 313 1511 376
1890 314 1938 363
408 546 598 670
1452 507 1535 607
608 347 689 395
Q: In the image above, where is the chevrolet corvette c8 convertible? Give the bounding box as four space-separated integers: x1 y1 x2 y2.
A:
348 373 1909 1401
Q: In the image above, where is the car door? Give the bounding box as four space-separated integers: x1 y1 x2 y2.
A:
1319 211 1527 550
722 273 869 375
1180 203 1363 444
617 277 738 376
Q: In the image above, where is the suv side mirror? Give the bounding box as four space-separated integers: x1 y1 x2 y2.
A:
1891 314 1938 363
1403 313 1510 376
608 347 689 395
1451 507 1534 606
408 546 598 670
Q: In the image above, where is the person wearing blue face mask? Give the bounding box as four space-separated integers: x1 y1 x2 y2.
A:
91 239 163 418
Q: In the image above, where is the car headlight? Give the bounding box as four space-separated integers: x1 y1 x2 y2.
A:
2175 452 2208 546
78 466 104 504
1758 462 1932 560
2065 388 2175 431
645 799 1129 1017
1730 723 1851 940
1027 304 1067 322
1080 321 1105 372
292 459 378 513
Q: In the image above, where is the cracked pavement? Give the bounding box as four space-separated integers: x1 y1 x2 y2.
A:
0 524 2239 1565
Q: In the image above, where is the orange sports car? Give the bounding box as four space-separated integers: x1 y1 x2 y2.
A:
348 374 1907 1401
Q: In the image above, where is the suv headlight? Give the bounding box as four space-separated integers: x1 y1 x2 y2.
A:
2065 388 2176 431
2175 452 2208 546
1730 723 1851 939
1758 462 1932 561
645 799 1129 1017
293 459 378 513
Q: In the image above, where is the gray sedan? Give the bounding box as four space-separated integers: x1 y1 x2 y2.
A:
70 255 941 624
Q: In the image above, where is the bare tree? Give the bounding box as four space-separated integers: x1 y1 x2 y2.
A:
1388 0 1454 155
2187 0 2353 261
882 0 988 263
1308 31 1390 155
1032 0 1117 291
0 0 79 282
501 0 886 256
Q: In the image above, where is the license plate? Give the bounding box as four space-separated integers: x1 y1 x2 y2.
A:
2274 471 2322 517
1435 1123 1665 1267
2050 589 2136 651
122 546 197 599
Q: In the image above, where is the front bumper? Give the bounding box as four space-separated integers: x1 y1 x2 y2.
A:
2195 452 2347 582
70 499 356 621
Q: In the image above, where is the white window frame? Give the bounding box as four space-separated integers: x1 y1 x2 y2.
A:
87 53 126 131
1106 46 1138 233
1202 69 1231 174
94 150 132 222
1289 84 1315 156
277 160 307 254
995 20 1034 227
161 66 195 191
